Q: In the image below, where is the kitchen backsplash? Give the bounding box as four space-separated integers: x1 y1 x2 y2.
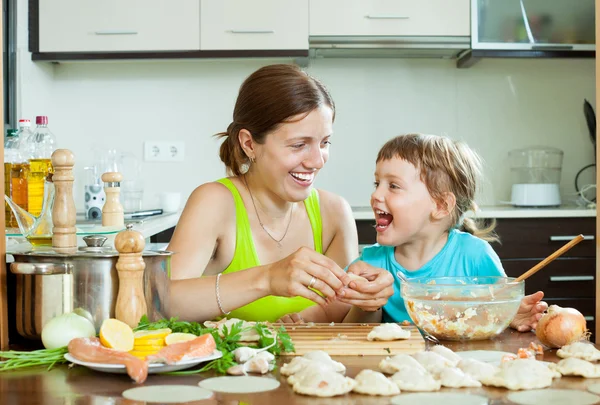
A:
16 46 595 211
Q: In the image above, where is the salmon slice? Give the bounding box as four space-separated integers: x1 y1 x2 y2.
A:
68 337 148 384
147 334 217 365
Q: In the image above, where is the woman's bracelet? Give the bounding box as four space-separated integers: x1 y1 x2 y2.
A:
216 273 231 315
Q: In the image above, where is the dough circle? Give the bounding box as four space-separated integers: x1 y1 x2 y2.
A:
122 385 213 403
198 376 280 393
456 350 514 363
390 392 488 405
508 389 600 405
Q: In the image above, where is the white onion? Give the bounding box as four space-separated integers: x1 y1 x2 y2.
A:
41 312 96 349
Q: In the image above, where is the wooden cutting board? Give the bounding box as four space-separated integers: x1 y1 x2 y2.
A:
279 323 425 356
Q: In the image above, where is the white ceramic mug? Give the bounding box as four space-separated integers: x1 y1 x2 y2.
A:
158 192 182 213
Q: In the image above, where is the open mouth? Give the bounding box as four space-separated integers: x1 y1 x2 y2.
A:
374 209 393 232
290 172 315 186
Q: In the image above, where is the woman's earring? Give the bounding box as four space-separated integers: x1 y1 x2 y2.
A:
240 162 250 174
249 156 255 164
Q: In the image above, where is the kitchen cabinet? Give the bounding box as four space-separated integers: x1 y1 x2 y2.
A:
200 0 309 51
38 0 200 53
309 0 470 37
356 216 597 341
0 8 6 350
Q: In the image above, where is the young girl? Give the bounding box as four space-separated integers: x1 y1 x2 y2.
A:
338 133 547 332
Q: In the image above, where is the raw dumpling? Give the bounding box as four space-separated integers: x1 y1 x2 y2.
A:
390 367 441 392
352 369 400 396
281 357 333 376
457 358 498 381
430 345 461 367
557 342 600 362
287 361 341 385
439 367 482 388
233 347 275 364
227 356 271 375
367 323 411 341
554 358 600 378
481 359 560 390
411 351 454 376
203 318 260 342
303 351 346 373
379 354 426 374
291 369 356 397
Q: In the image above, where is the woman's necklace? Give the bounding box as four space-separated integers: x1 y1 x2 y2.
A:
243 175 294 248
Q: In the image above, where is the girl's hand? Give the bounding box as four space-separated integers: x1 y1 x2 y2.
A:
337 261 394 312
265 247 350 307
510 291 548 332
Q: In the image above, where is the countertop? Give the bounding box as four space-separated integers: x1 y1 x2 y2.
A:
0 329 597 405
352 205 597 220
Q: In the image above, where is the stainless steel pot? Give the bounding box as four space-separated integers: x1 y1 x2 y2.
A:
10 235 172 339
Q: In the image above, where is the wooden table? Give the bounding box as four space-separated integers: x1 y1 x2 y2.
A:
0 329 598 405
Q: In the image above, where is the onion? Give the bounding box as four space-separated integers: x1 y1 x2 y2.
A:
41 312 96 349
535 305 588 348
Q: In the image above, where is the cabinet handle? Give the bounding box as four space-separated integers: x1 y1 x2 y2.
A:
94 30 138 36
365 15 410 20
550 235 594 241
549 275 594 282
585 316 595 321
229 30 275 34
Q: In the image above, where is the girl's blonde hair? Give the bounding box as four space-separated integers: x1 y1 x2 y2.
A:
376 134 498 243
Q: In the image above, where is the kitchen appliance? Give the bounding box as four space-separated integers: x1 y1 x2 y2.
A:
9 234 172 339
509 147 563 207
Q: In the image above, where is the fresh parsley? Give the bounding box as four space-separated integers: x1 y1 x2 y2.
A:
135 316 294 375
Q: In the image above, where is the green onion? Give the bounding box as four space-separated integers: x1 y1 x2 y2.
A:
0 347 68 371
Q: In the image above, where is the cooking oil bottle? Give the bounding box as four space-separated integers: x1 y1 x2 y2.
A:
27 116 56 216
4 128 20 227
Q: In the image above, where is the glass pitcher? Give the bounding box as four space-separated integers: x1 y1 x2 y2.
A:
5 174 54 246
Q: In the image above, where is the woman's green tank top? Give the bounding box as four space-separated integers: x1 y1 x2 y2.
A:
214 178 323 322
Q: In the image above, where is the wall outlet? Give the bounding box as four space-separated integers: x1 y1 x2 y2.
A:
144 141 185 162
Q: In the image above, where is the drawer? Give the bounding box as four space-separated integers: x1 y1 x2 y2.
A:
502 258 595 298
200 0 308 50
357 220 377 245
39 0 200 52
310 0 470 37
492 218 596 259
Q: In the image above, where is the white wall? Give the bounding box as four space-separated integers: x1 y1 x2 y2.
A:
16 1 595 211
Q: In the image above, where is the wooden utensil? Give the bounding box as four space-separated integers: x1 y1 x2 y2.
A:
114 224 147 328
51 149 77 251
101 171 124 227
277 323 425 356
515 234 585 283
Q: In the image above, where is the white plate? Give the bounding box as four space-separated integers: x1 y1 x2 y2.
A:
64 350 222 374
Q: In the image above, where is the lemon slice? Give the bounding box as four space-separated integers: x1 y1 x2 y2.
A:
133 328 172 339
165 333 198 346
129 349 160 359
134 337 166 347
99 319 134 352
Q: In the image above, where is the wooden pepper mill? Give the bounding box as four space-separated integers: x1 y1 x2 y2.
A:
114 224 147 328
51 149 77 251
101 172 124 227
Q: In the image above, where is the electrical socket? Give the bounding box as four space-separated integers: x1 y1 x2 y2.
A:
144 141 185 162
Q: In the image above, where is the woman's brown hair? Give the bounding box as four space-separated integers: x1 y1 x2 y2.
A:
215 64 335 176
376 134 498 243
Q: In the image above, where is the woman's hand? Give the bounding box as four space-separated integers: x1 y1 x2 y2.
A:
265 247 351 307
510 291 548 332
337 261 394 312
277 313 305 324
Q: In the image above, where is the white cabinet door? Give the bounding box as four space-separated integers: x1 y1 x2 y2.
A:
200 0 308 50
39 0 200 52
310 0 470 37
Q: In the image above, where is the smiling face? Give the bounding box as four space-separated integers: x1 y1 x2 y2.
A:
251 105 333 202
371 157 438 246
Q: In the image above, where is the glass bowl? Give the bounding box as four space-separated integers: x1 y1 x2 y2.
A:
401 276 524 341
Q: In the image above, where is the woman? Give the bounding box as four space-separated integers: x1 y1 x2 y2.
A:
166 64 394 323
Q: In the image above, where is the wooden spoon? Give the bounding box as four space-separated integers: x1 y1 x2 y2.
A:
514 234 585 283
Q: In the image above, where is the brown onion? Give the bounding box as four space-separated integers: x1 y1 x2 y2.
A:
535 305 588 348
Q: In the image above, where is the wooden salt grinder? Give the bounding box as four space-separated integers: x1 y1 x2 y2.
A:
114 224 147 328
101 172 124 227
51 149 77 251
